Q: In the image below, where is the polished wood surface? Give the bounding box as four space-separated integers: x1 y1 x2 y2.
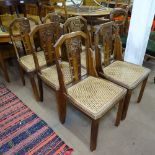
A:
57 6 112 17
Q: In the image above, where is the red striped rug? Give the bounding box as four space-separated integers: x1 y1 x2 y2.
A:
0 84 73 155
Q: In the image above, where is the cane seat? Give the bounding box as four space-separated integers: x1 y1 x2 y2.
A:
19 51 46 72
103 61 150 89
67 76 126 119
39 62 86 90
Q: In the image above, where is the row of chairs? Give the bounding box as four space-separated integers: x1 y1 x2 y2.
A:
8 12 150 151
0 1 66 25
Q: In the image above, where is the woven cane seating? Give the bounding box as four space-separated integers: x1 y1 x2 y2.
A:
94 22 150 121
29 22 68 107
67 76 126 119
19 51 46 72
54 31 126 151
9 17 45 101
103 61 150 89
39 62 86 90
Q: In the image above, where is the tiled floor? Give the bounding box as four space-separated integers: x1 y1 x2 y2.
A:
0 60 155 155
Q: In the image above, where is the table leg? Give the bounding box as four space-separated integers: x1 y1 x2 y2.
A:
0 52 10 82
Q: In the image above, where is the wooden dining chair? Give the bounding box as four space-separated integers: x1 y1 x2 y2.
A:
29 22 86 121
115 5 132 48
110 8 128 35
64 16 88 34
54 31 127 151
9 17 46 100
110 8 128 49
42 12 61 24
64 16 91 67
94 22 150 120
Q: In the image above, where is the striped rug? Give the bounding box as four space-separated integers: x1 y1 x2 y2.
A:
0 84 73 155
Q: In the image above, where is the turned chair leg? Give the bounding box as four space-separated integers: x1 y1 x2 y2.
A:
137 76 148 103
90 119 100 151
121 89 132 120
29 73 40 101
115 98 125 126
19 65 25 86
37 75 43 101
56 90 67 124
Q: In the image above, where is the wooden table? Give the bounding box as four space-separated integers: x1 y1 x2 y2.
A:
57 5 112 32
0 13 21 82
57 5 112 36
56 5 112 17
0 18 20 82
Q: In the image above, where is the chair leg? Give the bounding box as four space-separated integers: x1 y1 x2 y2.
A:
115 98 125 126
56 90 67 124
137 76 149 103
90 119 100 151
19 65 25 86
0 58 10 82
154 77 155 84
121 89 132 120
37 75 43 102
29 73 40 101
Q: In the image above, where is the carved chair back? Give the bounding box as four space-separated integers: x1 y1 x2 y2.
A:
64 16 91 47
64 16 88 32
9 17 39 60
54 31 95 93
110 8 128 36
29 22 63 72
94 22 123 71
43 12 61 24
